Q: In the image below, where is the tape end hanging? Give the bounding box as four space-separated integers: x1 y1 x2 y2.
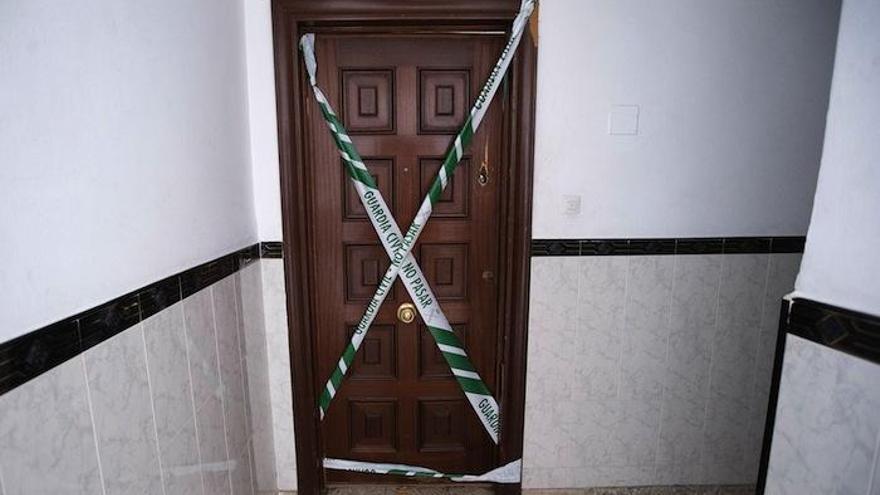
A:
299 33 318 85
299 33 315 51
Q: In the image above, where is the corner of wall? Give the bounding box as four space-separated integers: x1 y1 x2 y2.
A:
258 259 297 491
238 261 280 491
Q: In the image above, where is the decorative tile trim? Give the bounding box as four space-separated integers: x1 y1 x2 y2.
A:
531 237 805 256
785 297 880 366
261 241 284 259
675 238 724 255
530 239 581 256
0 241 282 397
768 236 806 253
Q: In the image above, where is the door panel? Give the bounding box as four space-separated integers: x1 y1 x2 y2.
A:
304 34 505 481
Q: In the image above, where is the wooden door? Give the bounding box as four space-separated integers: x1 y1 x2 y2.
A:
303 34 506 481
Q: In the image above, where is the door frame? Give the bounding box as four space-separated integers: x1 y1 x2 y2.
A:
271 2 537 493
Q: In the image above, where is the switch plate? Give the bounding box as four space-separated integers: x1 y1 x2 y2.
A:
609 104 640 135
563 195 582 216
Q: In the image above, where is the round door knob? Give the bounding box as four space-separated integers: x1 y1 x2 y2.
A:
397 302 416 324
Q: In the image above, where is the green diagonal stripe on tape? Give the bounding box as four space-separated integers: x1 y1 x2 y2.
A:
444 353 477 373
342 343 357 366
456 377 492 396
426 326 464 347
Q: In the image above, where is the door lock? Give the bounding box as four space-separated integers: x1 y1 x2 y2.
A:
478 141 490 186
397 302 416 324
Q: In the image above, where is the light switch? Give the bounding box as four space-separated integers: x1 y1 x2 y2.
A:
608 104 640 135
563 195 582 216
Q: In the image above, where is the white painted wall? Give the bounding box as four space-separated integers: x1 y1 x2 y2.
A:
244 0 840 241
245 0 284 242
0 0 257 341
532 0 840 238
794 0 880 317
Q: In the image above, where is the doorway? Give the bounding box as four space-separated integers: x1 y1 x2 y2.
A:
272 2 537 492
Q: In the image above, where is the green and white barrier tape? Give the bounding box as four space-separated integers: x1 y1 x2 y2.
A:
300 0 535 448
324 458 522 484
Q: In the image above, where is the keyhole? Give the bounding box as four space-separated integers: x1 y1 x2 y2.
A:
478 141 489 186
478 165 489 186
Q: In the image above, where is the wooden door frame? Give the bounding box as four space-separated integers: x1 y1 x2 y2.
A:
271 2 537 493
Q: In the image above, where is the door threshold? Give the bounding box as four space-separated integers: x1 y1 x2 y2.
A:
326 483 495 495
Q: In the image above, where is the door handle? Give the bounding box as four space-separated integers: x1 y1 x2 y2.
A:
397 302 416 324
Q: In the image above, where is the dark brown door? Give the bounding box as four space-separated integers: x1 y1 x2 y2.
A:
303 34 506 482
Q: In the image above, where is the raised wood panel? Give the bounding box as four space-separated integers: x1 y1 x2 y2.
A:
419 324 466 379
349 400 398 453
358 86 378 116
419 157 470 218
346 324 397 380
419 69 470 134
419 243 468 300
341 69 395 134
344 158 395 220
418 399 467 452
344 244 396 302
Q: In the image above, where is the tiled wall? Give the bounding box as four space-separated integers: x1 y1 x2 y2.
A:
765 335 880 494
523 253 801 488
240 261 277 490
240 259 298 492
0 249 800 493
0 273 255 495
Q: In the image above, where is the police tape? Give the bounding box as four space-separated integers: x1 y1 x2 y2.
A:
323 458 522 484
300 0 536 446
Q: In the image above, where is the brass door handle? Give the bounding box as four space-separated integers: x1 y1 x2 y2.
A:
397 302 416 324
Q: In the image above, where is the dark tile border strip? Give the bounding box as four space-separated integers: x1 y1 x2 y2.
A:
529 239 580 256
261 241 283 259
757 297 880 494
0 241 282 397
531 236 806 256
786 297 880 366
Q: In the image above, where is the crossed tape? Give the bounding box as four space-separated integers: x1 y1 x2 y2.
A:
300 0 536 452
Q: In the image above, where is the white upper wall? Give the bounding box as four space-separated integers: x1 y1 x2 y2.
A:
245 0 841 241
245 0 283 241
0 0 256 341
795 0 880 316
532 0 840 238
